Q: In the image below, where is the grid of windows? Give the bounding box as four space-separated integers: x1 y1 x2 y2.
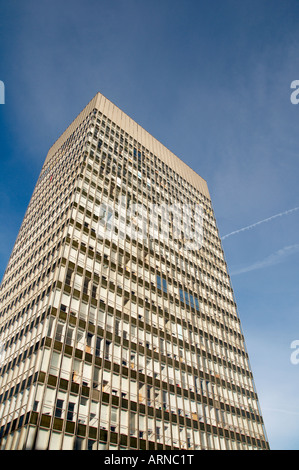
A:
0 93 269 450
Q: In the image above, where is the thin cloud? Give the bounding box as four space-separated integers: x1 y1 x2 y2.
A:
230 244 299 276
222 207 299 240
263 407 299 416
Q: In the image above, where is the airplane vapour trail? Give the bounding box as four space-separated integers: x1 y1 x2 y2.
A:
230 243 299 275
222 206 299 240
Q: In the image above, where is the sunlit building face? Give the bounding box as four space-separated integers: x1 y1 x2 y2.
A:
0 93 269 450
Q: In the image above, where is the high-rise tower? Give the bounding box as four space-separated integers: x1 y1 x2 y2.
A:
0 93 269 450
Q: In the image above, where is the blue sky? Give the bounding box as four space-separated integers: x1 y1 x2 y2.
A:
1 0 299 450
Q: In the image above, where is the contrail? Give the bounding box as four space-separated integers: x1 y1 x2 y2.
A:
263 407 299 416
230 243 299 275
222 206 299 240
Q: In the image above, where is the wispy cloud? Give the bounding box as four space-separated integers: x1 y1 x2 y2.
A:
222 207 299 240
230 243 299 276
263 407 299 417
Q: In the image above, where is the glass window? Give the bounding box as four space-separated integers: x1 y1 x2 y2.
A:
55 399 64 418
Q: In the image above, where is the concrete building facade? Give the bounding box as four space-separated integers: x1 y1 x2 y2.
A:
0 93 269 450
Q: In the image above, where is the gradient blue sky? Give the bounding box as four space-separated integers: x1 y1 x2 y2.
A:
1 0 299 450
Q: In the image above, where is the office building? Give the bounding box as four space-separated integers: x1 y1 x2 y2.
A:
0 92 269 450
